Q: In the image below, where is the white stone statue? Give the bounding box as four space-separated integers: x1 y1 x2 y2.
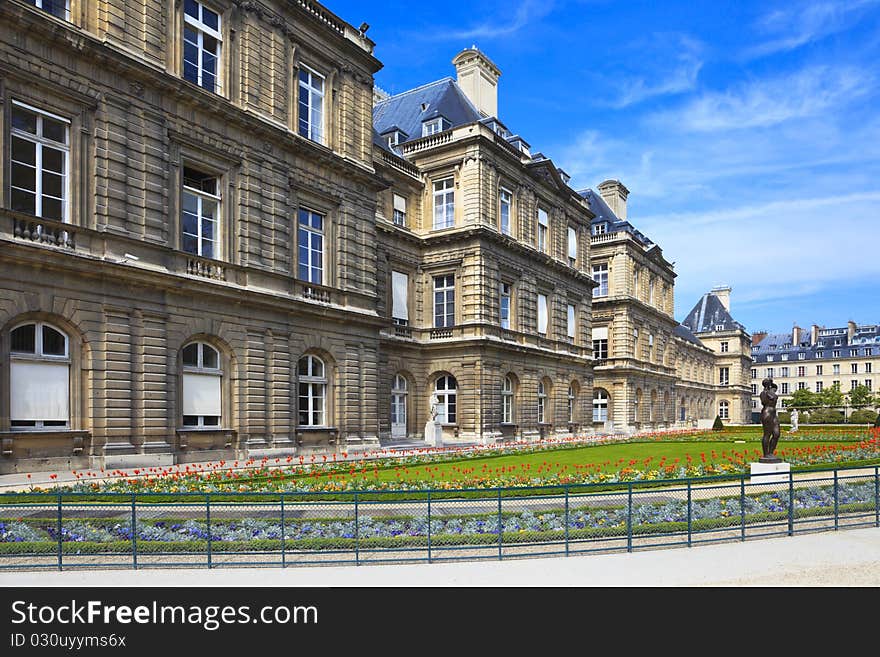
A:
424 393 443 447
790 409 799 433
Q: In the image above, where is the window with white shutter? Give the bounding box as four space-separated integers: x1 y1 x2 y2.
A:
391 271 409 325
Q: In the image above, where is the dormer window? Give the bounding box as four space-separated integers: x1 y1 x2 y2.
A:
422 117 450 137
383 129 408 150
592 223 608 236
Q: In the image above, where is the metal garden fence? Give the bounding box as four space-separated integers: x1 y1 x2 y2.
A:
0 464 877 570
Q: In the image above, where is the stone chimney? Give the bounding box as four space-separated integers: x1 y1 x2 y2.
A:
752 331 768 347
847 320 857 341
452 47 501 118
792 324 801 345
810 324 820 345
597 180 629 220
711 285 731 312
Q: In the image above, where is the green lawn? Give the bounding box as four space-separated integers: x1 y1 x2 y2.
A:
302 437 865 486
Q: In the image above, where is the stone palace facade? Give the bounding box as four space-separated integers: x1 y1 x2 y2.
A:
0 0 749 473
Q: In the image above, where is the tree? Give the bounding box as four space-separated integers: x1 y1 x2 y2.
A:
712 415 724 431
817 382 844 409
848 384 877 409
788 387 817 410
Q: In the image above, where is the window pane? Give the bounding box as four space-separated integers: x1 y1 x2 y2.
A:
202 6 219 31
11 188 36 215
185 0 199 19
182 234 198 255
41 197 63 220
182 344 199 366
42 118 67 144
11 325 36 353
42 171 64 198
12 106 37 133
42 147 65 174
202 71 217 93
312 358 324 378
182 415 199 426
202 415 220 427
200 238 214 259
201 345 219 369
11 162 37 192
298 357 310 376
41 326 66 356
12 137 37 168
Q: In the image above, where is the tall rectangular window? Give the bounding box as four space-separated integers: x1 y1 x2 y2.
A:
537 208 549 253
851 363 858 374
499 282 511 330
851 379 859 390
816 365 823 375
815 381 823 393
392 193 407 226
592 263 609 297
297 208 324 284
781 367 789 377
391 271 409 326
866 363 873 373
797 366 805 377
866 379 873 390
433 178 454 230
781 382 789 394
567 226 577 266
720 341 729 353
720 367 730 385
592 326 608 360
27 0 70 21
10 102 69 222
181 167 220 259
298 66 325 144
183 0 222 94
537 294 548 335
433 275 455 328
567 304 576 340
833 364 840 375
499 188 512 235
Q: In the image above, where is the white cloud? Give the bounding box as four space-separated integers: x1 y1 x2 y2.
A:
607 37 704 107
429 0 556 41
654 65 873 132
745 0 880 59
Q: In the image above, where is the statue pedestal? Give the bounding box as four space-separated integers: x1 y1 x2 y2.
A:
749 461 790 485
424 421 443 447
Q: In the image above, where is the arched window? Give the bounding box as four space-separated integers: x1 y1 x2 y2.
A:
568 383 577 423
10 322 69 430
434 375 457 424
537 379 550 424
298 355 327 427
680 398 686 422
649 390 657 422
502 375 514 423
719 400 730 420
634 388 642 423
181 342 221 428
593 388 609 423
391 374 408 438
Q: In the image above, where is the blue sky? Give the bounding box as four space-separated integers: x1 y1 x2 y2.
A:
332 0 880 334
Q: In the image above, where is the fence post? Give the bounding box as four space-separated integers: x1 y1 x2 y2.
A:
626 483 633 553
497 488 503 560
564 486 570 557
687 480 692 547
875 466 879 528
280 495 286 568
740 477 746 541
56 493 62 571
833 470 839 531
354 492 360 566
131 493 138 570
427 490 432 564
206 495 212 569
787 470 794 536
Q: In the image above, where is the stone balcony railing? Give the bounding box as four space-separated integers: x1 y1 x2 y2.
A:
380 321 590 358
1 208 373 313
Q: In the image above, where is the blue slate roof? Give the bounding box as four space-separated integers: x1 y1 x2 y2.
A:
373 78 482 150
682 292 746 334
751 324 880 363
577 188 655 248
674 323 706 348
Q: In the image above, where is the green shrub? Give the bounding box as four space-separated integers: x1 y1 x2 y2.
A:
874 412 880 428
809 408 845 424
712 415 724 431
778 411 791 424
849 409 878 425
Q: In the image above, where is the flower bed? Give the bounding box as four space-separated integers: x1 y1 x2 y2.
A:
1 479 874 555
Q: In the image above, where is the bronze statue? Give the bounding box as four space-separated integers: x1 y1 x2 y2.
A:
759 377 781 463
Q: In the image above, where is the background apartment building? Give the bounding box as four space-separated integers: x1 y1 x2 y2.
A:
750 322 880 417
